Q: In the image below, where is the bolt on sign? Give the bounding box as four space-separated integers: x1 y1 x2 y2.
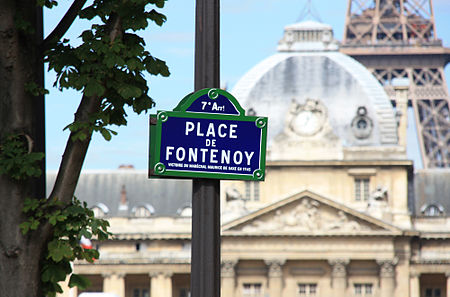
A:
149 88 267 180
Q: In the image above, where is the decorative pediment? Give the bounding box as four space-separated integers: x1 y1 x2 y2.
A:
222 190 402 236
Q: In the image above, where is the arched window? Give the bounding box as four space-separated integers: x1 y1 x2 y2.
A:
420 203 445 217
177 205 192 217
92 203 109 218
131 204 155 217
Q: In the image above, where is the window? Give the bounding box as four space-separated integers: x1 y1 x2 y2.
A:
354 178 370 201
354 283 373 296
133 288 149 297
425 288 442 297
178 206 192 217
421 204 445 217
242 283 262 297
179 288 191 297
132 204 155 217
298 283 317 296
245 181 260 201
91 203 109 217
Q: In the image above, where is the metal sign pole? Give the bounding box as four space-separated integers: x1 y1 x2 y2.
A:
191 0 221 297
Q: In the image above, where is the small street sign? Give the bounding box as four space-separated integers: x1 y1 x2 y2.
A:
149 88 267 180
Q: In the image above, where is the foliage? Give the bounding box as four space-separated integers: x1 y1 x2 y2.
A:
25 81 50 96
45 0 170 142
0 134 45 180
2 0 170 296
20 196 111 297
38 0 59 9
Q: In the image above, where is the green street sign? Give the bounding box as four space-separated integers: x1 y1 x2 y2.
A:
149 88 267 180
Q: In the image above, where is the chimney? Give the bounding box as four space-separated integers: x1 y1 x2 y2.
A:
118 184 129 214
392 78 409 147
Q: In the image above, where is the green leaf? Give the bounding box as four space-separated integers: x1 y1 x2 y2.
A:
69 274 91 289
118 85 142 99
84 79 105 97
148 9 167 26
23 197 41 212
133 95 154 114
42 263 69 283
0 134 45 180
100 128 112 141
80 229 91 239
150 0 166 9
81 30 94 42
49 215 57 226
30 219 40 230
48 240 74 262
19 222 31 235
72 131 88 142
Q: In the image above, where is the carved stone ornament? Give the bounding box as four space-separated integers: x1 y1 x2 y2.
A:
269 98 343 161
225 187 243 201
351 106 373 139
240 198 368 233
285 98 327 137
149 271 160 278
377 258 398 278
149 271 173 278
163 271 174 278
328 259 349 278
221 260 238 277
103 272 125 279
371 186 388 201
264 259 286 278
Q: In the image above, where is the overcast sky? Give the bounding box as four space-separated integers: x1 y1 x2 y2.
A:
44 0 450 171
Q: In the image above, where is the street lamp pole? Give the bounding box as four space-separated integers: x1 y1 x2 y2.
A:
191 0 221 297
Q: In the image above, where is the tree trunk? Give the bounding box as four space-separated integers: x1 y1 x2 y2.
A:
0 1 48 296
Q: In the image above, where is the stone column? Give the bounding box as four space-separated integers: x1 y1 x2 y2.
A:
57 275 77 297
410 272 420 297
150 272 173 297
66 263 77 297
68 285 78 297
377 259 397 297
392 78 409 147
328 259 349 297
163 272 173 297
103 273 125 297
265 259 285 297
446 272 450 297
221 260 237 297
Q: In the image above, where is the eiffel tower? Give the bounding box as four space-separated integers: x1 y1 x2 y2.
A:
340 0 450 168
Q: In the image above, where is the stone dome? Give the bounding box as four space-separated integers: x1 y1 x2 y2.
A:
232 20 398 155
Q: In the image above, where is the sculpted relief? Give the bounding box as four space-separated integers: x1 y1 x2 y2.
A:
268 98 343 161
286 99 327 137
241 198 370 233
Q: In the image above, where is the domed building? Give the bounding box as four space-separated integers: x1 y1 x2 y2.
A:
220 19 411 297
57 20 450 297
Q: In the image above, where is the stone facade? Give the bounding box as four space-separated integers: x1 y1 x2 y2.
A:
57 19 450 297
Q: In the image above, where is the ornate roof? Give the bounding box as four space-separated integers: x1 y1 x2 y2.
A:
46 170 192 217
278 20 338 52
232 20 398 154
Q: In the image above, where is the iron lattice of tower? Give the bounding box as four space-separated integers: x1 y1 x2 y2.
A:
341 0 450 168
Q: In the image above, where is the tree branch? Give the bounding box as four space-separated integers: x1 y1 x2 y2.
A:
41 0 87 52
48 95 101 204
49 14 124 204
107 12 123 42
